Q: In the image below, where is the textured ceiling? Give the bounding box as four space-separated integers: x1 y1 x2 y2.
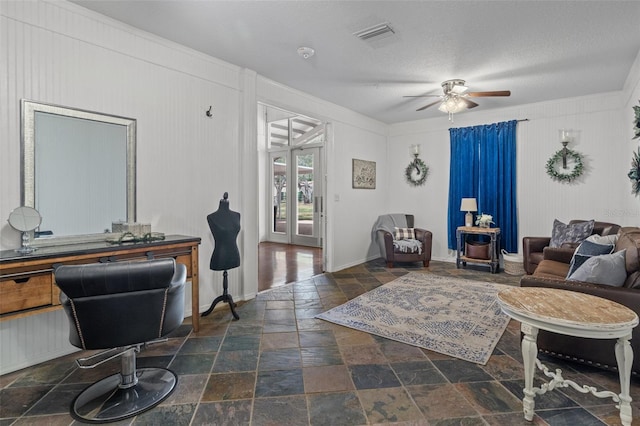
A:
71 0 640 124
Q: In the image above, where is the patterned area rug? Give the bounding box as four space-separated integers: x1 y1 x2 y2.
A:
316 272 511 365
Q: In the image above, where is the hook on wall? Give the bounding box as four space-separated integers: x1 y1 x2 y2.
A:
206 106 213 118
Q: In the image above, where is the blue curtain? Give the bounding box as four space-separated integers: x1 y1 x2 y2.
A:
447 120 518 252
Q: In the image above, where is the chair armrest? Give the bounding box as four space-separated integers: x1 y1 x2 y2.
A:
414 228 433 259
377 229 395 259
414 228 431 242
542 247 575 264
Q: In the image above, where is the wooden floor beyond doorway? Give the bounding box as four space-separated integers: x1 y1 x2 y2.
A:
258 242 323 292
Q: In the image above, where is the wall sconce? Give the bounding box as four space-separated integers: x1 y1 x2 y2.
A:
460 198 477 227
559 129 573 169
411 144 421 173
405 144 429 186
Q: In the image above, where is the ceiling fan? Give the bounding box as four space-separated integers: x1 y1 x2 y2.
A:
405 79 511 119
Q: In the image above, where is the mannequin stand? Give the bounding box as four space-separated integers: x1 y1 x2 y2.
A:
201 270 239 320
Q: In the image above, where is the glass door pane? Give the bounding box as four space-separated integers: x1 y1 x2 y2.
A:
270 152 288 242
296 150 314 237
292 147 321 247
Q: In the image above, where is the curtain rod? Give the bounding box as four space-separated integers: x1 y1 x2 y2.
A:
517 119 529 122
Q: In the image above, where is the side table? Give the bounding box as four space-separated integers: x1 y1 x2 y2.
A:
456 226 500 273
497 287 639 426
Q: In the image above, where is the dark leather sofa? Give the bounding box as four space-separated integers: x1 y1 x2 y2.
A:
520 227 640 374
522 220 620 275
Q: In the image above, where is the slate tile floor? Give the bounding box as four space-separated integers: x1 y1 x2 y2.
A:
2 260 640 425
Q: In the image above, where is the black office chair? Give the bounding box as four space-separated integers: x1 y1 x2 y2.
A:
55 258 186 423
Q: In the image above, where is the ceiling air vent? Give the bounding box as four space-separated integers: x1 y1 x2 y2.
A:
353 22 395 41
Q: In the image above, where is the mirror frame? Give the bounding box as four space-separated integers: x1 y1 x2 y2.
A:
21 100 137 244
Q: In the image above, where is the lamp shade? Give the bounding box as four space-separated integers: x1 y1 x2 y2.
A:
460 198 477 212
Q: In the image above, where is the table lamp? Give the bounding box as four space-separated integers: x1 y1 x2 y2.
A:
460 198 477 227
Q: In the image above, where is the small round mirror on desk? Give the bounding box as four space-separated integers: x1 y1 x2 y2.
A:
7 206 42 254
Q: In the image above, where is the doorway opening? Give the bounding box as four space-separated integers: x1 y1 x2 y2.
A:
258 105 326 291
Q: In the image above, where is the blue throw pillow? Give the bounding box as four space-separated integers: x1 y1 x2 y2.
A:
566 240 615 278
568 249 627 286
549 219 594 248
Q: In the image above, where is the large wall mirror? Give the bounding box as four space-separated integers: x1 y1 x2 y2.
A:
21 100 136 243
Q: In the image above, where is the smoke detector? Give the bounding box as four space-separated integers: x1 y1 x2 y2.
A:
297 47 315 59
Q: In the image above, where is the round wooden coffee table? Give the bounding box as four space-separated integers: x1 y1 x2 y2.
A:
497 287 638 426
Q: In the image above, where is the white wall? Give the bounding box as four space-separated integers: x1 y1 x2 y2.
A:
389 90 633 262
330 122 389 270
1 0 638 374
622 48 640 217
0 0 390 373
0 0 245 373
256 77 389 272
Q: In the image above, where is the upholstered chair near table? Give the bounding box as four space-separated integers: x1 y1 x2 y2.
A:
374 214 433 268
522 219 620 275
54 258 186 423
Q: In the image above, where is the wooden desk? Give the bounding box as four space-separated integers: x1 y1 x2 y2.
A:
0 235 202 332
456 226 500 273
497 287 638 426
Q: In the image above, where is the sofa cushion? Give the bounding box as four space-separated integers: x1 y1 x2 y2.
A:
394 227 415 240
533 260 570 278
549 219 594 248
568 249 627 286
566 240 615 278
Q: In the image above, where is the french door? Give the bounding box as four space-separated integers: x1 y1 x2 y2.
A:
269 146 323 247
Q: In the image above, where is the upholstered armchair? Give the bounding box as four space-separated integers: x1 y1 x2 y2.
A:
374 214 432 268
54 258 186 423
522 220 620 275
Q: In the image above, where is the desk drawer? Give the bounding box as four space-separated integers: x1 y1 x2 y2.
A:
0 273 53 314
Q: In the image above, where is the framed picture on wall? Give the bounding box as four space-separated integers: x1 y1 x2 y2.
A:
352 159 376 189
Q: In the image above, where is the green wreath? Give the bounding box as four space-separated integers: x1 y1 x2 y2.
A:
405 158 429 186
628 148 640 196
545 148 584 182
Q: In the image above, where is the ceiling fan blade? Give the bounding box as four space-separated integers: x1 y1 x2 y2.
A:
416 100 441 111
403 95 441 98
467 90 511 97
460 98 479 109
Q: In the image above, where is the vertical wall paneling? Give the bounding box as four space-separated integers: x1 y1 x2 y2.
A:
0 311 77 375
1 0 242 373
239 69 259 299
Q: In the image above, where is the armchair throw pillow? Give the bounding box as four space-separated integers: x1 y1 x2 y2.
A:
394 227 415 240
549 219 594 248
566 240 615 278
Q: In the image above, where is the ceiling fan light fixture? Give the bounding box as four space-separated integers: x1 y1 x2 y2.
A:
439 95 467 114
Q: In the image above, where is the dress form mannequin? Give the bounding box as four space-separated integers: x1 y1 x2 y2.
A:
202 192 240 320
